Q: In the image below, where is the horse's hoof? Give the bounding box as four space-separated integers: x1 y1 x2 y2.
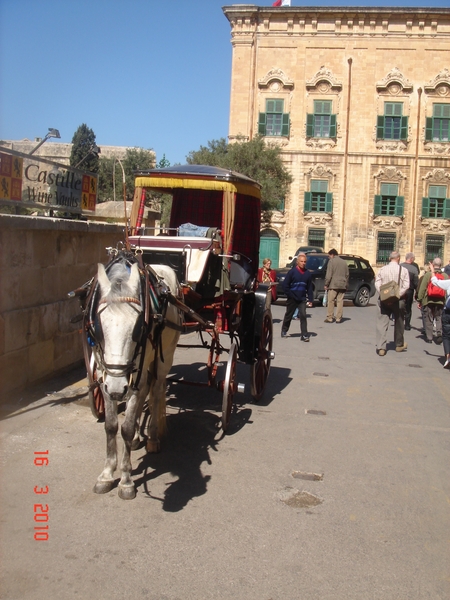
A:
146 440 160 453
93 480 114 494
118 485 136 500
131 437 141 451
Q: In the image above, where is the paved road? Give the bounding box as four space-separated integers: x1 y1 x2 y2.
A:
1 301 449 599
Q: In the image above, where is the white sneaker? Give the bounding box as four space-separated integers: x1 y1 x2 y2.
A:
444 357 450 369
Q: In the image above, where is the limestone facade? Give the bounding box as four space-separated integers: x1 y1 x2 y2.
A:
223 5 450 268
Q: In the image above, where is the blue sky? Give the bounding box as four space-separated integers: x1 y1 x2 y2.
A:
0 0 448 165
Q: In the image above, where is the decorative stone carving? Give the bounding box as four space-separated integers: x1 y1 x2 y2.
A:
422 168 450 184
306 163 335 179
375 139 409 153
419 219 450 231
258 68 294 90
306 66 343 92
303 213 333 224
424 143 450 156
376 67 413 94
373 166 407 182
305 138 337 151
372 217 403 228
424 69 450 96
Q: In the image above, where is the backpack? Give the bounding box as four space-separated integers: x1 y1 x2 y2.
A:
426 273 446 301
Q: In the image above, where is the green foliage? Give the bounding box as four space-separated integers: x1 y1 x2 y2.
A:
97 147 155 203
186 135 292 214
70 124 99 173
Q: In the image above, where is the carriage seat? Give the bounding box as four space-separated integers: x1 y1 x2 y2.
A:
128 231 221 289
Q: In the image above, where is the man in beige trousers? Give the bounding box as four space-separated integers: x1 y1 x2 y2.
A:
324 249 349 323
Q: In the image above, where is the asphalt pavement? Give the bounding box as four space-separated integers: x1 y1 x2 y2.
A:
1 300 449 600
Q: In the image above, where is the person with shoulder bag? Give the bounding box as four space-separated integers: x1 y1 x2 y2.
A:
417 257 448 344
374 251 410 356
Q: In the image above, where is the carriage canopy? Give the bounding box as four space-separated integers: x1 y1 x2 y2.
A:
130 165 262 276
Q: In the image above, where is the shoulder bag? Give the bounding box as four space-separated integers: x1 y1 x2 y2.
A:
379 266 401 305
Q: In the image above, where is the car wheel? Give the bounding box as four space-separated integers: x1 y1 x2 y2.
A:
353 285 370 307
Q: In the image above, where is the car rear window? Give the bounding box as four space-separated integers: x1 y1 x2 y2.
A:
306 256 328 270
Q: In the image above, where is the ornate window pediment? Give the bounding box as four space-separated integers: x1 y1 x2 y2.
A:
306 66 342 93
258 69 294 91
424 69 450 97
376 67 413 95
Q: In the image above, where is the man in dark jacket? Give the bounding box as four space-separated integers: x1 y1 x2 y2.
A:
281 253 314 341
400 252 419 330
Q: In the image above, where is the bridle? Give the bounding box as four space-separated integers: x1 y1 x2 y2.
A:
95 295 145 380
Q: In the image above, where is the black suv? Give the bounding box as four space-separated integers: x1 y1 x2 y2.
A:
276 253 376 307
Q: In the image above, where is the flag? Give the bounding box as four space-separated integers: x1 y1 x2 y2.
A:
273 0 291 5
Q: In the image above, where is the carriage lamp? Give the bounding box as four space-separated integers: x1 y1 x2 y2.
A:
29 128 61 155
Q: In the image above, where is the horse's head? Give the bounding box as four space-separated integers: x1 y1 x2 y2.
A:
96 261 145 400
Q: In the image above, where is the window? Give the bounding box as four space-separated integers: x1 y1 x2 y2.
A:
376 102 408 140
306 100 337 138
374 183 404 217
422 185 450 219
426 104 450 142
425 235 444 264
304 180 333 213
376 232 396 264
258 99 290 137
308 228 325 248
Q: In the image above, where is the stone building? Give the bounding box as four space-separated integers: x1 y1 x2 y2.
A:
223 4 450 269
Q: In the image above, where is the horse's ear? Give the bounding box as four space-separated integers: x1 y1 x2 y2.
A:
128 262 140 294
97 263 110 293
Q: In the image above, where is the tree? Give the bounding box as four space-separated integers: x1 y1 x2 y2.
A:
186 135 292 219
70 124 99 173
97 147 155 203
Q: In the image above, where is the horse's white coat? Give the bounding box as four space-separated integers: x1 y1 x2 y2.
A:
93 260 182 499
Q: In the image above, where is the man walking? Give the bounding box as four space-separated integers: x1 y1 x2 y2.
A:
324 249 349 323
281 253 314 341
400 252 419 330
375 251 410 356
417 257 448 344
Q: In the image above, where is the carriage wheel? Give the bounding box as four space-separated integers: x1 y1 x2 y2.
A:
251 310 273 401
207 335 221 386
87 352 105 421
222 342 237 432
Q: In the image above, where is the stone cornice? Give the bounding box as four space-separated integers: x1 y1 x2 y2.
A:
223 5 450 37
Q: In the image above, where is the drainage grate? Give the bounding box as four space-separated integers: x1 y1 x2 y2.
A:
305 409 327 415
313 372 329 377
408 364 422 368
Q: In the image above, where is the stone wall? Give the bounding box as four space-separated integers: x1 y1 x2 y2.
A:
0 214 125 396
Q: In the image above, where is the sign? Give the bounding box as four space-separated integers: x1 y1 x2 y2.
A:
0 148 97 214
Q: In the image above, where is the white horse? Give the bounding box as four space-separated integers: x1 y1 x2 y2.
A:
92 259 182 499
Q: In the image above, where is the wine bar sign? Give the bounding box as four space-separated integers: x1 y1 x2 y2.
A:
0 148 97 215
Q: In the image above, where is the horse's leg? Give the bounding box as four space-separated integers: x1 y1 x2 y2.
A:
94 394 118 494
117 390 141 500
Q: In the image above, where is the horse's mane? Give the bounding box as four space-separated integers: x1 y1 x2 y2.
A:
102 261 141 316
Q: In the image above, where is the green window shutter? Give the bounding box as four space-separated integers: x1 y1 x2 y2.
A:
311 180 328 193
304 192 312 212
395 196 404 217
377 115 385 139
258 113 267 135
330 114 337 138
444 198 450 219
266 99 275 112
374 195 382 215
325 192 333 213
400 116 408 140
281 113 290 137
425 117 433 141
306 114 314 137
422 197 430 218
